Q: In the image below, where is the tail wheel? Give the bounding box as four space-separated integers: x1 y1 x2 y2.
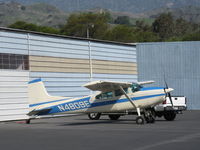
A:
108 115 121 120
88 113 101 120
164 111 176 121
136 116 145 125
26 119 31 124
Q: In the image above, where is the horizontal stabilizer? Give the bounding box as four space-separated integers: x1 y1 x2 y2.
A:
27 108 52 116
137 80 155 85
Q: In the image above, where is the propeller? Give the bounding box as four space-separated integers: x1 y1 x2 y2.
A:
164 77 174 108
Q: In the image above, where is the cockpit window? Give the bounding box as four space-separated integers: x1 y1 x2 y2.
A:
131 83 143 92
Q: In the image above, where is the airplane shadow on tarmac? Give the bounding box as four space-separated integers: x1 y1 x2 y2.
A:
60 118 167 126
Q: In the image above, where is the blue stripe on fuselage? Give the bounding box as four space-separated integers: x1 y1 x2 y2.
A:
35 93 165 115
29 98 72 107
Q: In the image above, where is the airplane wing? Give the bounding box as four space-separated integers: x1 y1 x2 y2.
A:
137 80 155 85
83 80 132 92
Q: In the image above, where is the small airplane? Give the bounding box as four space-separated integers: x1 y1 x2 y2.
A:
27 78 173 124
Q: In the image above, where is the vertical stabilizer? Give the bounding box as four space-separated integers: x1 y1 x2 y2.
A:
28 78 51 105
28 78 66 108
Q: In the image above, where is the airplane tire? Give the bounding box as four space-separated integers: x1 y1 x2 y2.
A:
108 115 120 120
164 111 176 121
88 113 101 120
136 116 145 125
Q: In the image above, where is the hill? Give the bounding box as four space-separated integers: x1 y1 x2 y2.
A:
0 2 68 27
0 0 199 28
145 6 200 24
1 0 200 13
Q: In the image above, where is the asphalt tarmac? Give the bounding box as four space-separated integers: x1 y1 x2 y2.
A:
0 110 199 150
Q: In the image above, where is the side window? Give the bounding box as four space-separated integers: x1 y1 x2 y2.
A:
102 93 108 99
95 91 113 100
103 91 113 99
115 89 123 96
106 92 113 98
115 88 127 97
95 94 102 100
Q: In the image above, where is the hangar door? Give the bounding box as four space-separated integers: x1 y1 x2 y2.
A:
0 70 29 121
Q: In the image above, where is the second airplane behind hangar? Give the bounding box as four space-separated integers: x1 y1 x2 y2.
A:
27 79 173 124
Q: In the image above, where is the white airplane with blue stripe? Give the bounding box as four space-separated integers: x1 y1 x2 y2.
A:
27 78 173 124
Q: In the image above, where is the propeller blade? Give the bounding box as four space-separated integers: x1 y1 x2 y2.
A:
164 76 174 107
163 88 167 98
168 92 174 107
164 75 168 89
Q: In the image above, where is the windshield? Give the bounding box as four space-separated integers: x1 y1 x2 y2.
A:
131 83 143 92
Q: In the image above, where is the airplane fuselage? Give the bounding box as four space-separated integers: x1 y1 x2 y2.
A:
29 87 166 116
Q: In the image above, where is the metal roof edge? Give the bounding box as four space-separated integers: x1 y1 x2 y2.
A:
137 41 200 46
0 27 136 47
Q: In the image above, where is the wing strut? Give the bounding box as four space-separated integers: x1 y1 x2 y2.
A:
118 86 141 116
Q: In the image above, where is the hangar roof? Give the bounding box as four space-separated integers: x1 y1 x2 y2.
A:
0 27 136 47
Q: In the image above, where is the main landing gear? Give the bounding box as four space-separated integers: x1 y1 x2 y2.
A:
118 86 155 125
87 109 156 125
88 113 101 120
135 108 155 125
136 116 145 124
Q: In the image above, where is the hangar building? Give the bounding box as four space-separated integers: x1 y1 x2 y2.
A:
137 42 200 110
0 27 137 121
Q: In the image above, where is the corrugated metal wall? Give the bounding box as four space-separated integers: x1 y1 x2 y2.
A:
0 71 29 121
137 41 200 110
0 30 30 121
27 33 137 97
0 30 29 55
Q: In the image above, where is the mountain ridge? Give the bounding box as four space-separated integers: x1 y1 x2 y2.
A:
0 1 199 28
0 0 200 13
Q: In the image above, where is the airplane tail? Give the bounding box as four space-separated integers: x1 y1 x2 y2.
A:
28 78 64 108
28 78 51 106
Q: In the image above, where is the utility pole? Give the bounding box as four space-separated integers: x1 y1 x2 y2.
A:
87 24 94 83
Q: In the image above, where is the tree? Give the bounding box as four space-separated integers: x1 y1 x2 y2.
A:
152 13 174 40
9 21 60 34
173 18 192 37
61 13 109 39
9 21 38 31
135 20 151 32
114 16 130 25
182 31 200 41
134 31 159 42
103 25 135 43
